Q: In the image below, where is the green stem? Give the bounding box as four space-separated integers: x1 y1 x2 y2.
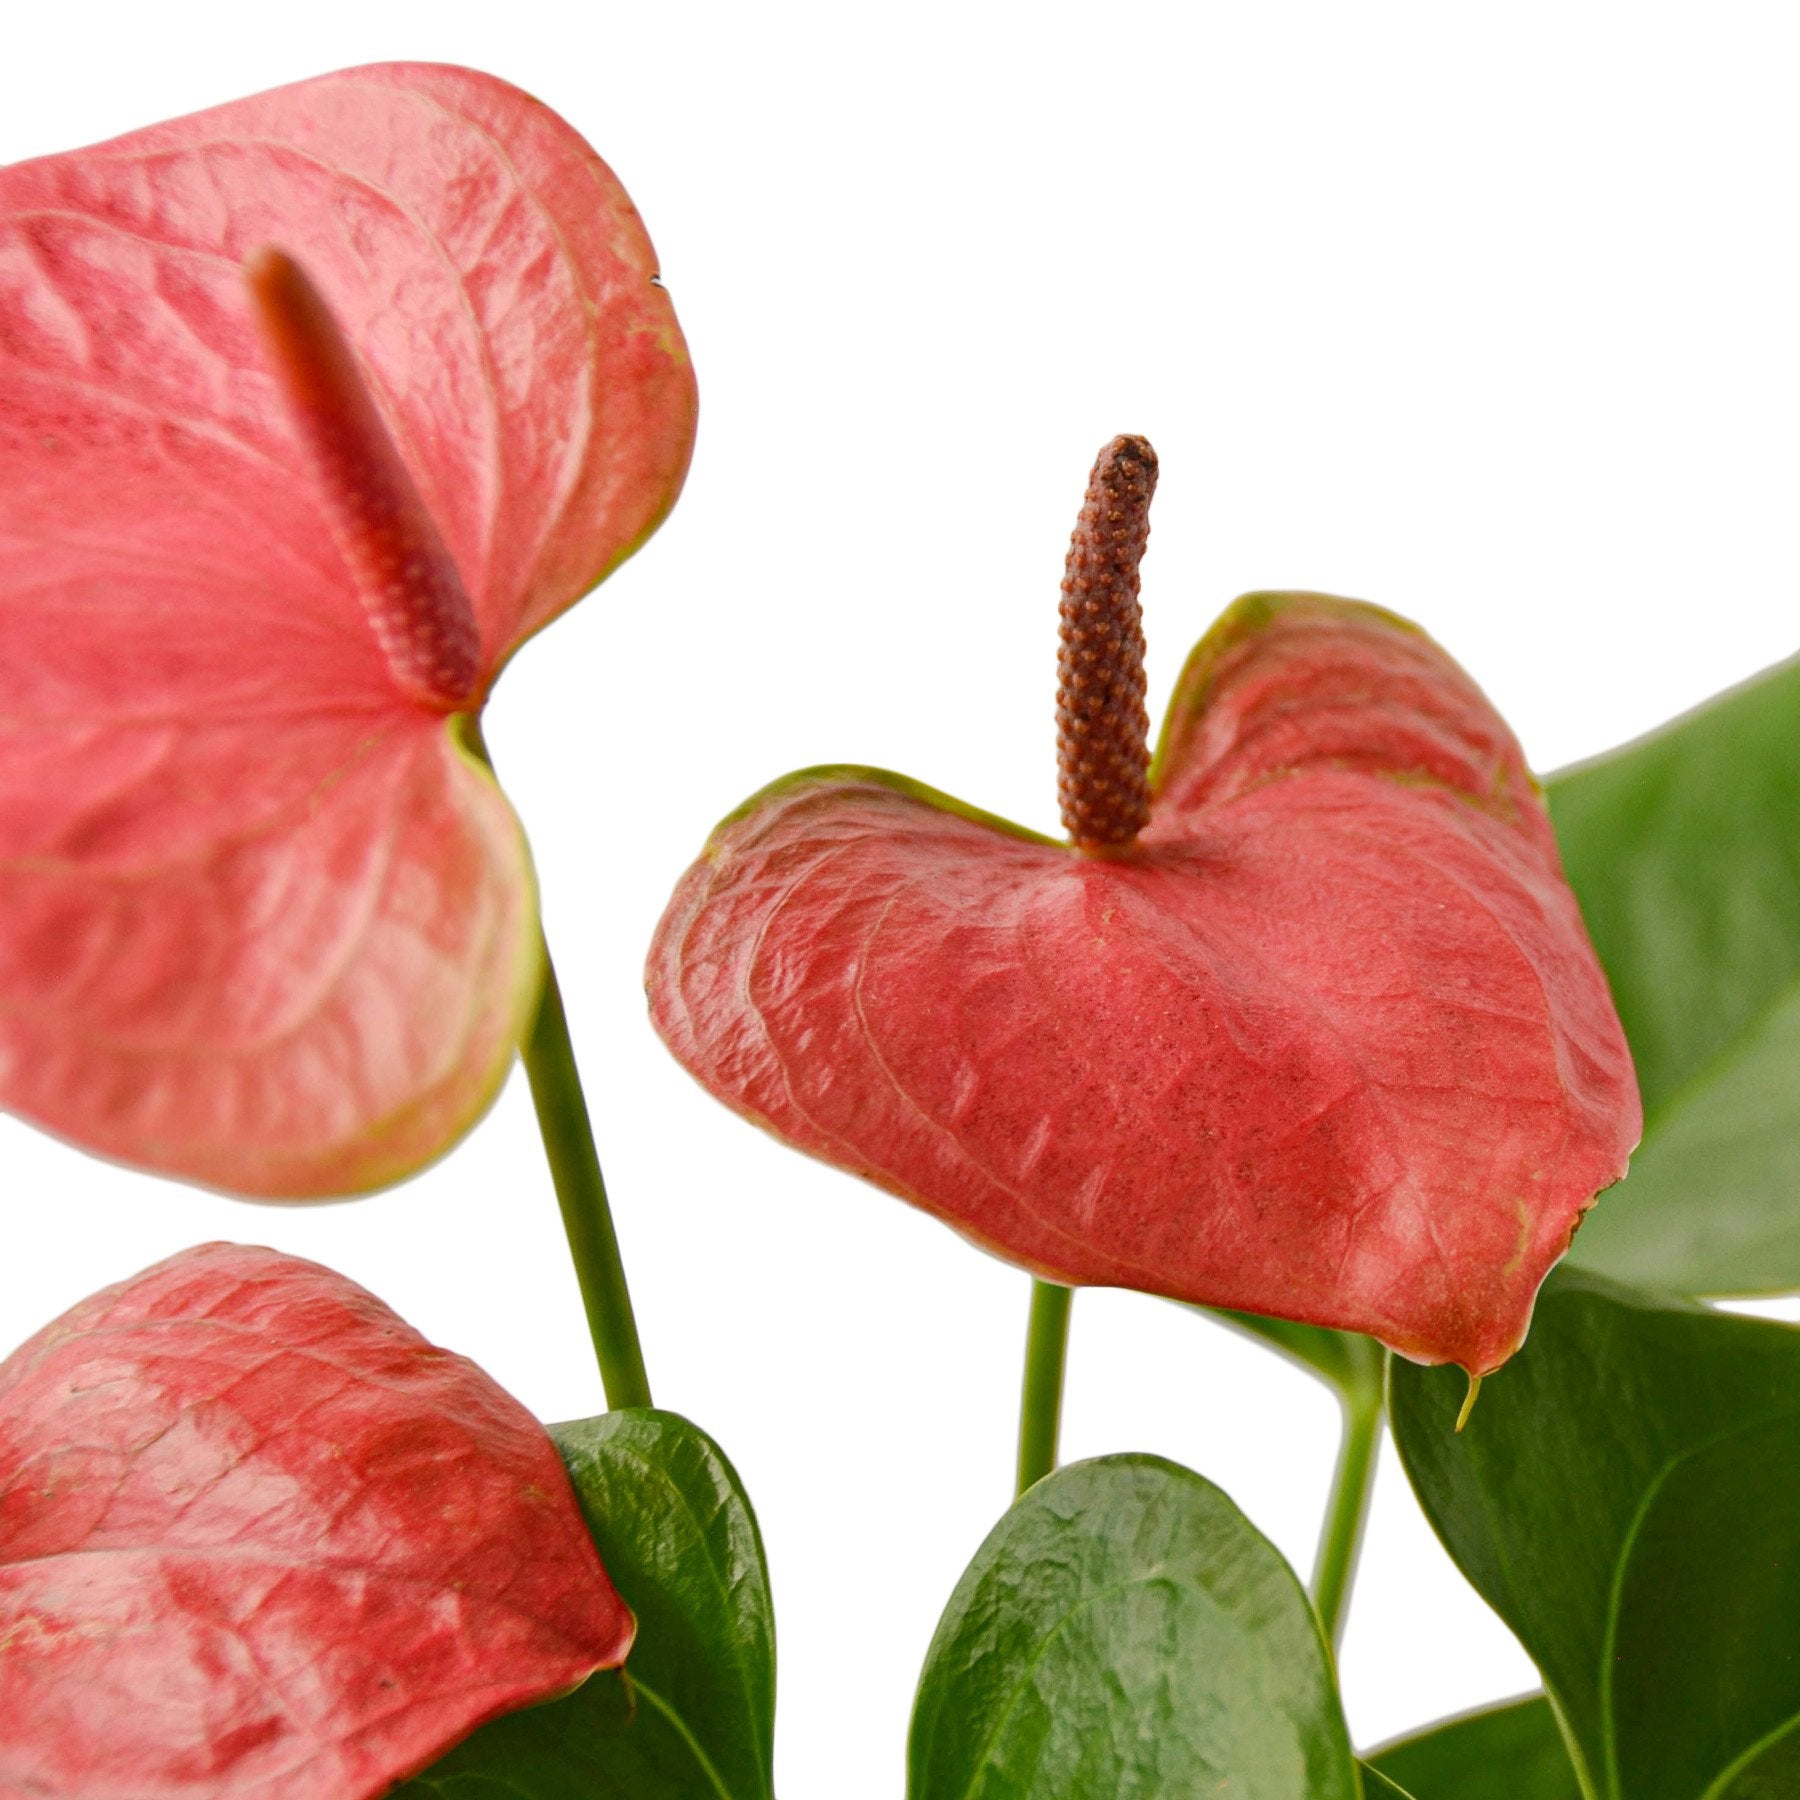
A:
521 947 654 1411
464 715 652 1412
1310 1380 1383 1648
1016 1280 1074 1495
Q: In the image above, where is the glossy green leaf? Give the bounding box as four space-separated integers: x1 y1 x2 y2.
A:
1391 1266 1800 1800
1366 1696 1582 1799
907 1453 1358 1800
397 1409 775 1799
1547 655 1800 1293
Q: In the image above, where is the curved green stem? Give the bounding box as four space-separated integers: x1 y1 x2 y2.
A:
522 947 654 1411
1310 1377 1383 1648
1016 1280 1073 1495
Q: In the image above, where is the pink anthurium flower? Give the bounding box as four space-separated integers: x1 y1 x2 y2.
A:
648 438 1640 1374
0 64 695 1195
0 1242 633 1799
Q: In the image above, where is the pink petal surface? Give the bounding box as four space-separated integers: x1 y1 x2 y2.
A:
0 64 696 1193
649 595 1640 1372
0 1242 633 1800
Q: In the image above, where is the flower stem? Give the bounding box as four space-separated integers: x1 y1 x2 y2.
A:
1310 1377 1383 1647
463 716 652 1413
1016 1279 1074 1495
521 947 654 1412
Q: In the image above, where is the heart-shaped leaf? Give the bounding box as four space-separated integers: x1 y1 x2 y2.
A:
0 1243 632 1800
1391 1265 1800 1799
397 1408 775 1800
907 1452 1358 1799
1547 654 1800 1293
650 593 1639 1372
0 64 696 1195
1365 1696 1582 1799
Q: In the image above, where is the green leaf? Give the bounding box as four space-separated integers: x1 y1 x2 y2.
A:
1206 1305 1387 1401
1365 1696 1582 1799
396 1408 775 1799
1546 654 1800 1293
1360 1767 1419 1798
1390 1266 1800 1800
907 1453 1359 1800
1192 1309 1387 1649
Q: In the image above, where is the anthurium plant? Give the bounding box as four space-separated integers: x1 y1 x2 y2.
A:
2 61 1797 1799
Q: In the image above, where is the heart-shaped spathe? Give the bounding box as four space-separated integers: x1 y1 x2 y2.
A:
0 1243 633 1799
648 594 1640 1373
0 64 696 1195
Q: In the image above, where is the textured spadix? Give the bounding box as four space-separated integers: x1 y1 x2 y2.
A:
0 1243 633 1799
0 64 696 1195
649 594 1640 1373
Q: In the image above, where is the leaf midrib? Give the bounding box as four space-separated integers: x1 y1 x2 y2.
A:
1696 1707 1800 1800
579 1431 774 1799
1596 1410 1800 1800
948 1565 1190 1800
632 1672 740 1800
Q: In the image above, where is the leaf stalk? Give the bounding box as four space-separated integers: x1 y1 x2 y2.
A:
521 949 654 1411
466 718 652 1411
1310 1360 1385 1648
1016 1279 1074 1494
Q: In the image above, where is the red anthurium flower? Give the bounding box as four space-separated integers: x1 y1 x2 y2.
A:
0 64 695 1195
648 438 1639 1373
0 1242 633 1798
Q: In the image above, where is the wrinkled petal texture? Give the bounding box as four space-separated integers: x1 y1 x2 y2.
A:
649 595 1640 1372
0 64 697 1193
0 1243 634 1800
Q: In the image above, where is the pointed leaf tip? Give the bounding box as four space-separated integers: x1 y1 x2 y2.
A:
1455 1373 1482 1432
246 245 482 710
649 593 1639 1372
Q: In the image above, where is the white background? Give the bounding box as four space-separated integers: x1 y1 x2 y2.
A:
5 4 1799 1791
